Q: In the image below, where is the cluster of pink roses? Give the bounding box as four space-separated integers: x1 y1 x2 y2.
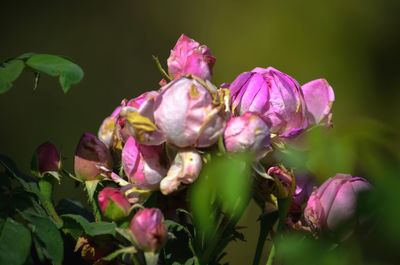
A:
67 34 370 252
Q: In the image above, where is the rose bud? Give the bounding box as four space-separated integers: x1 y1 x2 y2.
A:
32 141 61 175
120 91 165 146
154 76 226 148
224 112 271 160
301 79 335 127
122 137 166 190
74 133 113 181
267 166 295 199
98 106 122 148
98 187 131 221
304 174 372 238
167 34 216 80
229 67 308 138
130 208 167 253
160 149 202 195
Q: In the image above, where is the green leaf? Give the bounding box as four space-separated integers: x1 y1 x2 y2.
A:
0 218 32 265
21 213 64 265
26 54 83 93
61 214 116 238
0 154 47 217
0 59 25 94
164 220 197 264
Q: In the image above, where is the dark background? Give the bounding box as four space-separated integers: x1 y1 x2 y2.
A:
1 0 400 264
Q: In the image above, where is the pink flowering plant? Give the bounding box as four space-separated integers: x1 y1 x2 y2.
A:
1 34 397 265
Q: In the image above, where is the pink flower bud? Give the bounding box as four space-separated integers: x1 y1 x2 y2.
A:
160 149 202 195
167 34 216 80
98 187 131 221
74 133 113 181
130 208 167 252
122 137 166 190
224 112 270 160
34 141 61 174
154 76 225 148
301 79 335 127
304 174 371 237
121 91 165 145
229 67 308 138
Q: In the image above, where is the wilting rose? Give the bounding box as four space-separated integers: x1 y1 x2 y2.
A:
167 34 216 80
224 112 270 160
154 76 225 148
98 187 131 221
120 91 165 145
267 166 295 199
130 208 167 252
229 67 308 138
122 137 166 190
160 149 202 195
98 106 122 148
301 79 335 127
74 133 113 181
304 174 371 238
33 141 61 175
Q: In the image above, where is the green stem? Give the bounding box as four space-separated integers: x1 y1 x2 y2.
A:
38 176 63 227
266 244 275 265
252 211 279 265
152 56 172 81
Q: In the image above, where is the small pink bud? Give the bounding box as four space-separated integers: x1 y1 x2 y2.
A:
304 174 371 238
160 149 202 195
98 187 131 221
167 34 216 80
154 76 225 148
130 208 167 252
34 141 61 174
224 112 270 160
122 137 166 190
74 133 113 181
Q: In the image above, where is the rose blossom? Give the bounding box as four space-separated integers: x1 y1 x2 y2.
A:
304 174 371 237
154 76 225 148
167 34 216 80
122 136 166 190
224 112 271 160
229 67 308 138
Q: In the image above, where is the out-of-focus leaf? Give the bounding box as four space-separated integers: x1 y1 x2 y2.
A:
21 213 64 265
0 218 31 265
191 152 252 235
0 59 25 94
61 214 116 238
26 54 83 93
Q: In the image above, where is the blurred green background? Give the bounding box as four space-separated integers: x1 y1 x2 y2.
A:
1 0 400 264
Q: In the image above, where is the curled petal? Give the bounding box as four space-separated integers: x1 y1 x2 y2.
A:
301 79 335 126
160 149 202 195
